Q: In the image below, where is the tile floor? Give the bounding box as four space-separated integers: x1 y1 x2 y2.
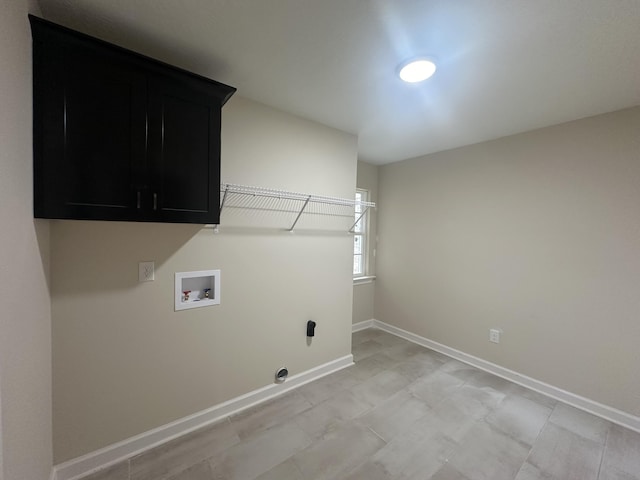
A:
85 329 640 480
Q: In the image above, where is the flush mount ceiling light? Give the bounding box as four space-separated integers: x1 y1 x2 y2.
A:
398 58 437 83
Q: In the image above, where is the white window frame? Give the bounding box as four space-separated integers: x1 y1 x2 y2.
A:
353 188 369 278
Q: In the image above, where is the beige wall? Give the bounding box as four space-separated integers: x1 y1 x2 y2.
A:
51 96 357 462
375 107 640 417
352 160 378 324
353 282 375 325
0 1 53 479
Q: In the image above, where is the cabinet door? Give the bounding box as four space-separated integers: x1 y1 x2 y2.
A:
147 75 222 224
33 30 147 220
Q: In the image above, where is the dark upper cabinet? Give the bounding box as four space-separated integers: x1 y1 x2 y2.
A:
147 74 223 223
29 15 235 224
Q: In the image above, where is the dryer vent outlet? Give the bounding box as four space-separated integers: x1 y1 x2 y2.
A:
275 367 288 383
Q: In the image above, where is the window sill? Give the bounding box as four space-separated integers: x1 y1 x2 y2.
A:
353 275 376 285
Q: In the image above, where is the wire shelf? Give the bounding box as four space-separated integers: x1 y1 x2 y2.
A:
214 183 375 232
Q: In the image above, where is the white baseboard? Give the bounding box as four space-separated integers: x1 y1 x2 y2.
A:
52 354 354 480
358 319 640 434
351 319 374 332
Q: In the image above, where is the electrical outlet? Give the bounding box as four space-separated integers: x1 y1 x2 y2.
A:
489 328 501 343
139 261 155 282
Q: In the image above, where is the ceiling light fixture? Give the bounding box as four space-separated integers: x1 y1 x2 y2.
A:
398 58 437 83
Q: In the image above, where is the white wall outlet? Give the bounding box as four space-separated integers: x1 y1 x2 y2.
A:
489 328 501 343
139 261 155 282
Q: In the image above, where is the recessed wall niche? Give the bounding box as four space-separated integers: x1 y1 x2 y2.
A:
175 270 221 311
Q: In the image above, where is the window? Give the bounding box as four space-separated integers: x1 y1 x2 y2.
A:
353 189 368 276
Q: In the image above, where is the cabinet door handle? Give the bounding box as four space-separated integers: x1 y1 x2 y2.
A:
137 191 141 209
153 193 158 211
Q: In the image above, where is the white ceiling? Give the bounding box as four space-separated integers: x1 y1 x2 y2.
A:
37 0 640 165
